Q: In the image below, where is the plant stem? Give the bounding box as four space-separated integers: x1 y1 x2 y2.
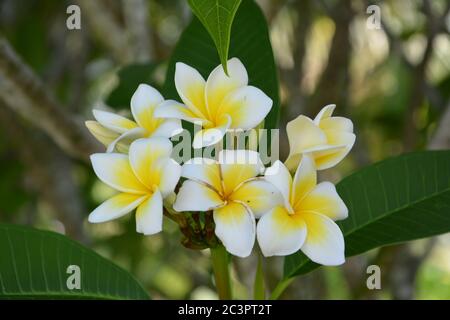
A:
210 245 232 299
253 253 265 300
269 277 294 300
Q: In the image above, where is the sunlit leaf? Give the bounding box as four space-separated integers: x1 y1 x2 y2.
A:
187 0 242 74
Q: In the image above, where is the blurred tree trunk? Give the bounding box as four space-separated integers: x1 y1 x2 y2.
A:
307 0 353 116
0 105 89 243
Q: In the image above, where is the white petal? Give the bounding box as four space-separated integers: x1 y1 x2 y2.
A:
257 206 307 257
301 212 345 266
298 182 348 221
90 153 146 194
205 58 248 118
311 132 356 170
213 202 256 258
93 109 137 133
285 145 343 172
218 86 272 129
291 154 317 209
264 160 292 204
136 189 163 235
159 159 181 198
173 180 224 212
131 84 164 129
88 193 146 223
313 104 336 125
85 121 120 147
128 137 173 188
286 115 327 157
154 100 211 126
151 119 183 138
175 62 208 118
181 158 222 192
319 117 353 133
106 127 147 153
218 149 265 195
230 179 284 218
192 114 231 148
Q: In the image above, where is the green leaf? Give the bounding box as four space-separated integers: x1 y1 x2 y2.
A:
0 224 149 299
163 0 279 130
187 0 242 74
284 150 450 278
106 63 159 110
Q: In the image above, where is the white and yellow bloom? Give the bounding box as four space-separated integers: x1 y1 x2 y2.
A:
285 104 355 171
86 84 182 153
88 137 181 235
173 150 283 257
257 156 347 265
154 58 273 149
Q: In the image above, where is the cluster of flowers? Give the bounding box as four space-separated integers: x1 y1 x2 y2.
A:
86 58 355 266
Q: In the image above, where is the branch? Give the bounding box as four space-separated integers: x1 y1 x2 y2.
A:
0 104 89 243
401 0 447 151
0 37 101 162
307 0 353 115
428 102 450 149
122 0 153 62
76 0 133 64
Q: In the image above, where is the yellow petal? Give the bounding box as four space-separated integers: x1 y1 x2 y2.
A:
173 180 224 212
88 193 146 223
218 150 264 195
265 160 293 205
136 189 163 235
217 85 272 130
230 179 284 218
319 117 353 133
128 137 173 189
311 131 355 170
256 206 307 257
192 114 231 148
313 104 336 125
85 121 120 147
130 84 164 131
93 109 137 133
205 58 248 119
291 154 317 210
213 202 255 257
301 212 345 266
106 127 147 153
154 100 212 127
90 153 147 194
286 115 327 157
175 62 209 119
181 158 222 193
151 119 183 138
297 182 348 220
285 144 343 172
158 159 181 198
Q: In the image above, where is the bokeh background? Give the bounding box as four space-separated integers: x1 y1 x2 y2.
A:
0 0 449 299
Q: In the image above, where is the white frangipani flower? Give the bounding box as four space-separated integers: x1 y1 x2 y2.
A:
257 156 347 265
173 150 283 257
86 84 182 153
285 104 355 171
88 137 181 235
154 58 273 149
